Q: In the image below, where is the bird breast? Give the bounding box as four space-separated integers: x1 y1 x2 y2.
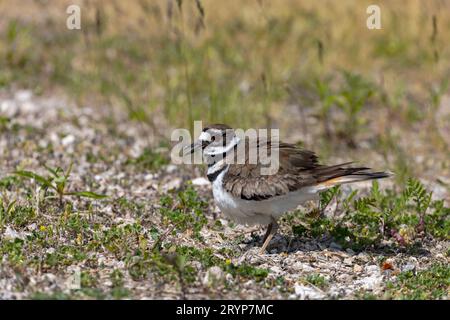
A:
212 167 319 226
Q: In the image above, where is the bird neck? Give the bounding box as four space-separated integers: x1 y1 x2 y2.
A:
204 135 240 182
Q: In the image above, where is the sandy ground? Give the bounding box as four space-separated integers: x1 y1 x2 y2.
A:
0 89 448 299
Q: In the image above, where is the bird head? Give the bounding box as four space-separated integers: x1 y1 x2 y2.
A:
185 124 240 158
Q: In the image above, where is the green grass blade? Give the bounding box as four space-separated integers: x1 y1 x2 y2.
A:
66 191 108 199
14 170 56 190
44 165 60 178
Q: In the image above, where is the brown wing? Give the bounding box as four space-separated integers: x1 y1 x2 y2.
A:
223 138 317 200
222 137 364 200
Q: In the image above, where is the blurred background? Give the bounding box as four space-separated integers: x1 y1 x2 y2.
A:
0 0 449 182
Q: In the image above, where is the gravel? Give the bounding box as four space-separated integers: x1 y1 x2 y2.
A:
0 89 448 300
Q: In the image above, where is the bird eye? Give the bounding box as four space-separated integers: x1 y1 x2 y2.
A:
211 136 215 141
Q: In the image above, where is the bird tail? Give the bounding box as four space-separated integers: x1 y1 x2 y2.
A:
315 164 392 191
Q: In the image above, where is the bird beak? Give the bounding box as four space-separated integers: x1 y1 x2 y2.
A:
184 140 207 155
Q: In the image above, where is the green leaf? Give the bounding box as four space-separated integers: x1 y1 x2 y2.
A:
14 170 56 190
320 185 340 210
6 200 16 215
65 162 73 179
66 191 108 199
44 165 62 178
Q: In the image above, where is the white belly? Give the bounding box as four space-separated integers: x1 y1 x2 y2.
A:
212 168 319 226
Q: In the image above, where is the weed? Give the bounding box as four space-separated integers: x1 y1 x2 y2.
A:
334 71 375 147
385 263 449 300
110 269 130 299
0 197 16 229
310 76 337 139
44 246 87 269
306 71 375 147
1 238 25 266
0 175 20 190
293 179 449 250
355 291 378 300
30 291 72 300
15 163 107 206
125 147 169 171
116 197 145 214
99 223 143 259
5 204 36 228
0 116 10 131
159 185 208 242
230 264 269 282
305 274 329 289
175 245 268 282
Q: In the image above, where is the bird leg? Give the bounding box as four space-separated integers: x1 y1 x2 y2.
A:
260 218 279 254
261 223 273 244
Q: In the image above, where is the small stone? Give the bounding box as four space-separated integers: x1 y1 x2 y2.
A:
165 165 177 174
162 178 182 191
61 134 75 146
343 257 353 265
329 242 342 250
3 226 29 240
21 101 37 113
44 273 57 282
408 257 418 263
356 274 382 290
144 173 154 180
270 266 283 276
401 263 416 273
0 100 19 117
191 177 210 186
294 284 325 300
202 266 224 287
15 89 33 102
435 253 445 260
46 248 56 254
366 265 379 273
292 262 315 272
303 242 317 251
244 280 254 287
225 273 234 283
357 253 370 262
336 273 352 282
353 264 363 273
3 227 21 240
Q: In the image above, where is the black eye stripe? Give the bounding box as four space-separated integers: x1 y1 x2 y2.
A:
204 129 233 143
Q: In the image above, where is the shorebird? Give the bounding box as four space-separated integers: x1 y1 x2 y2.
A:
186 124 390 253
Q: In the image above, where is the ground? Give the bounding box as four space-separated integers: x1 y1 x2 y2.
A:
0 89 448 299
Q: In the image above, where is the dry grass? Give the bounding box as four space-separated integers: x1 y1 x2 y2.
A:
1 0 449 130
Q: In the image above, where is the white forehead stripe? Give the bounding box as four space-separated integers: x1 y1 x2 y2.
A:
199 131 211 141
204 136 240 155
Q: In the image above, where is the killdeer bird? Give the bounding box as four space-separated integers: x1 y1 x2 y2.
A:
186 124 390 253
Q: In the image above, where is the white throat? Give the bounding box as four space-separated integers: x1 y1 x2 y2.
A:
207 159 228 175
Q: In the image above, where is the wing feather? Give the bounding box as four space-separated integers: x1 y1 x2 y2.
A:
222 138 374 200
